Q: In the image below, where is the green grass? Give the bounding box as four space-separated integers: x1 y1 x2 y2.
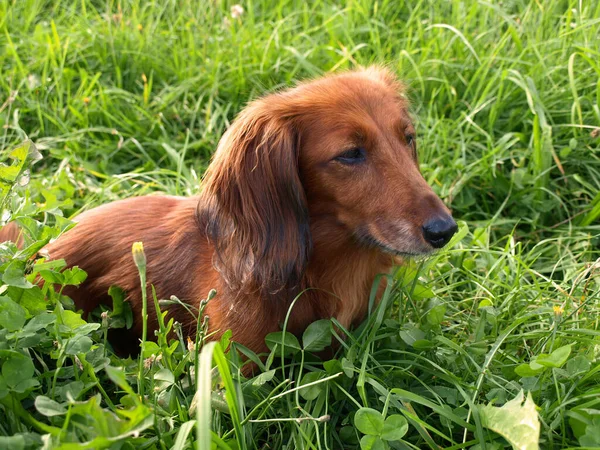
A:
1 0 599 448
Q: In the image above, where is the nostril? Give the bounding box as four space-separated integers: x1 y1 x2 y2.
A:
422 217 458 248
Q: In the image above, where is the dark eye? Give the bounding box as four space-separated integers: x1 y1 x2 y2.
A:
406 134 415 147
335 147 366 165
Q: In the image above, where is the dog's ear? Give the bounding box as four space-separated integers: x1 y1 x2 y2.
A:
199 100 310 298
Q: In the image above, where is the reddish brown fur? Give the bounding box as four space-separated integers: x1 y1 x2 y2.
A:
0 222 24 248
0 67 454 358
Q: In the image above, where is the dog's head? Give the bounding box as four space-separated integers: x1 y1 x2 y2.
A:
200 67 456 296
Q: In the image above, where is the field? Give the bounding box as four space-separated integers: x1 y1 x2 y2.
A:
1 0 600 449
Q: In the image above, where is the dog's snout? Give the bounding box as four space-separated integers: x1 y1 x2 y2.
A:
422 216 458 249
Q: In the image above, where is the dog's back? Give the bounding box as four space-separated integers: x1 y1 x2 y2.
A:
0 222 24 247
1 196 221 346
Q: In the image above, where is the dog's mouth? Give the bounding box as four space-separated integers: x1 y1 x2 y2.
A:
354 228 434 258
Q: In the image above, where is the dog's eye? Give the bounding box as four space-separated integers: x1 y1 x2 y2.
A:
406 133 417 157
335 147 366 165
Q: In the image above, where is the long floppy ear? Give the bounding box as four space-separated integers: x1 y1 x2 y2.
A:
198 99 310 299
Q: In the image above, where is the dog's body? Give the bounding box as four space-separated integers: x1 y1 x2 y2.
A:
42 195 392 354
2 67 457 356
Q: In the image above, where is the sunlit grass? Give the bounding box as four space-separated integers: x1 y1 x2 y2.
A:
0 0 599 448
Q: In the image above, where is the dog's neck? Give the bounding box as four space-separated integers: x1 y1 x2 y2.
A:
299 219 397 330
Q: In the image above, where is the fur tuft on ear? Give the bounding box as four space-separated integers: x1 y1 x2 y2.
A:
198 99 311 300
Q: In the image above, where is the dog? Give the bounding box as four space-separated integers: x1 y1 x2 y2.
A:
1 67 457 358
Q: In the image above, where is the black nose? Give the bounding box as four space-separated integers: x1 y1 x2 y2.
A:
422 217 458 248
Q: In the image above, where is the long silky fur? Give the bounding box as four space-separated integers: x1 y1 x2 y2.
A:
196 100 312 301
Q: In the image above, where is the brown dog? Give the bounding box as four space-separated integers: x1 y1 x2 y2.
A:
2 67 457 357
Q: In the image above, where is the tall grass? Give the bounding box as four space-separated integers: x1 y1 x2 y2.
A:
0 0 599 449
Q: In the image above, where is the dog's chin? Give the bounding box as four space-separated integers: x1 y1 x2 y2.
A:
375 241 434 258
354 231 434 258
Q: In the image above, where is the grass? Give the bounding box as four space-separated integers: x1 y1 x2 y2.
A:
1 0 599 448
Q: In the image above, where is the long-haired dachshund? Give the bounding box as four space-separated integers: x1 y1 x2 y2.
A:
1 67 457 357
